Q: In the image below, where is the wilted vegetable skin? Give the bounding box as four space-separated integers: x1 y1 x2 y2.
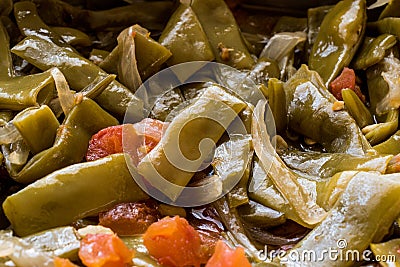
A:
280 150 391 178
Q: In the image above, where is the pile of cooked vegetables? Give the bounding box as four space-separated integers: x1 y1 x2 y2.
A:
1 0 400 266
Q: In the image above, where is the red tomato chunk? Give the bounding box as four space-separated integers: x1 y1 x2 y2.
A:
99 201 160 235
205 240 251 267
86 118 167 162
143 216 205 267
330 67 365 102
78 233 134 267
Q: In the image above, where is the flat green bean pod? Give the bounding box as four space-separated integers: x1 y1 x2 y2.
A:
309 0 366 86
12 36 144 120
11 98 118 184
3 153 148 236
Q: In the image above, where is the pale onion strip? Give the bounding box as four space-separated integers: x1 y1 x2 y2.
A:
251 100 327 226
7 140 29 165
367 0 389 9
0 235 53 267
376 69 400 114
0 122 22 145
50 67 75 115
117 26 142 92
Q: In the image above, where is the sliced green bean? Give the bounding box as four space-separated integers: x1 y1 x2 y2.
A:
190 0 255 69
159 3 214 66
268 78 287 133
342 88 373 128
13 105 59 154
373 130 400 155
0 70 55 111
14 1 70 49
353 34 397 70
0 19 13 79
368 18 400 39
3 153 148 236
12 36 144 120
11 98 118 184
309 0 366 86
51 26 92 47
379 0 400 19
364 109 399 146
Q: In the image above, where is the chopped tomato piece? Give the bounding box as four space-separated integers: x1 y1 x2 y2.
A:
86 118 167 162
99 201 160 235
205 240 251 267
133 118 167 157
143 216 204 267
78 233 134 267
54 257 79 267
330 67 365 102
86 125 123 161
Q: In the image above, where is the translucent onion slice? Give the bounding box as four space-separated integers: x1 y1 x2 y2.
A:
0 122 22 145
251 100 327 226
117 26 142 92
7 140 29 165
50 67 75 116
0 233 53 267
367 0 389 9
377 68 400 115
259 32 306 80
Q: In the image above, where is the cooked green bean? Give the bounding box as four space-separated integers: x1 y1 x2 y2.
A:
138 84 247 200
3 153 148 236
283 172 400 266
368 18 400 39
373 130 400 155
285 65 370 155
190 0 255 69
14 1 71 49
342 88 373 128
309 0 366 86
51 26 92 47
0 19 13 79
11 98 118 183
13 105 59 154
353 34 397 70
159 3 215 66
12 36 144 120
268 78 287 133
0 71 55 111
